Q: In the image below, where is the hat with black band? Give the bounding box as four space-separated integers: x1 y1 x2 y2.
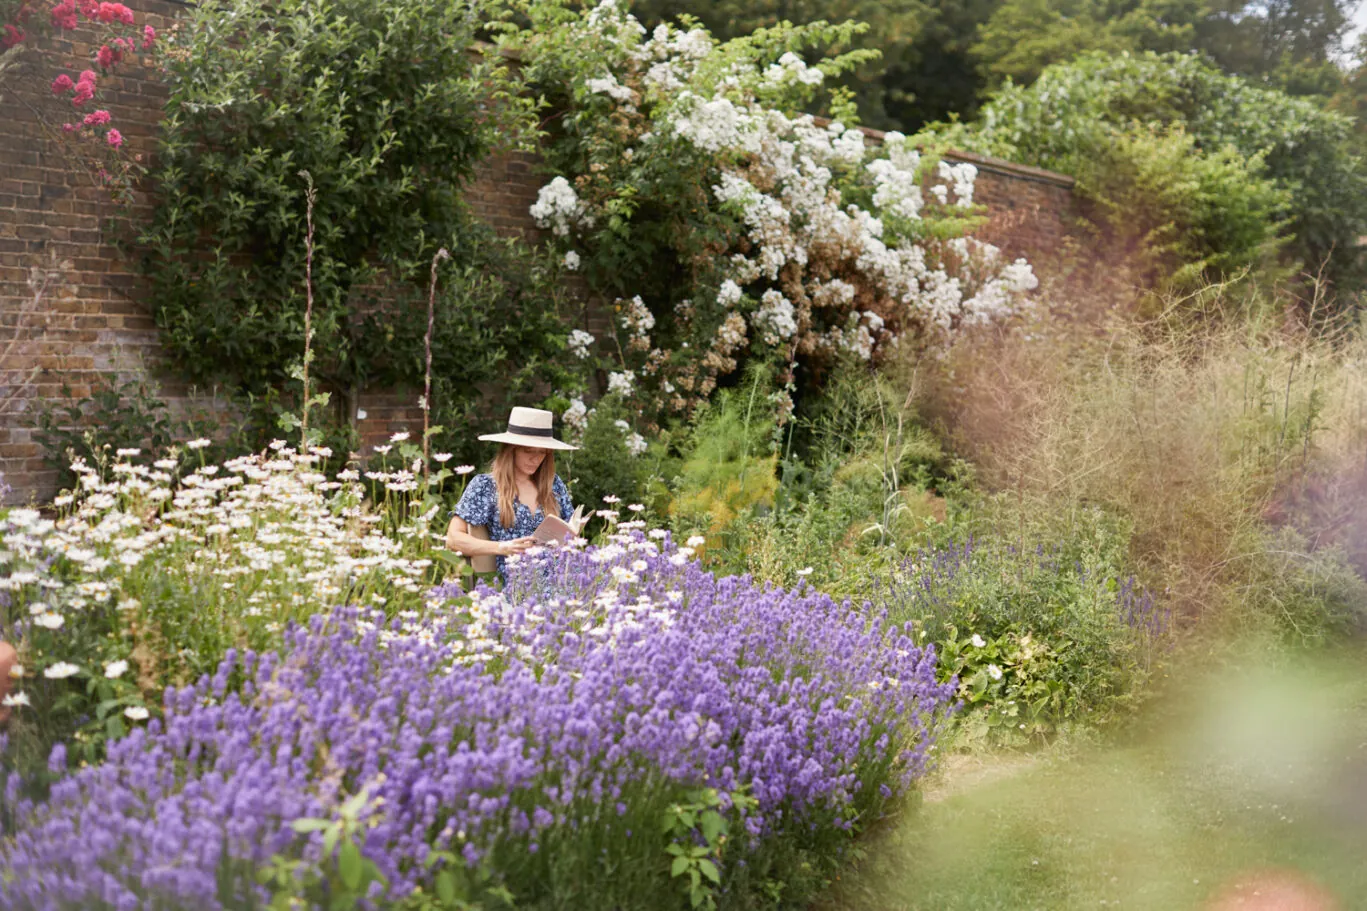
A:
477 406 579 451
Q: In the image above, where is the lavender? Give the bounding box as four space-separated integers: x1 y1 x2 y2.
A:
1117 574 1172 642
0 536 954 909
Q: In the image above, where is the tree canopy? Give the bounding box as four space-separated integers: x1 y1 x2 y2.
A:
629 0 1364 130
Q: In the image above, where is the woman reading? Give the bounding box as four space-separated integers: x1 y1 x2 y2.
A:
445 406 578 580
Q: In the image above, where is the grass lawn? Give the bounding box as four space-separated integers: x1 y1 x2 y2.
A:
818 647 1367 910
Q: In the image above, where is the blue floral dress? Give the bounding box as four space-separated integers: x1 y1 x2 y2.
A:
453 473 573 578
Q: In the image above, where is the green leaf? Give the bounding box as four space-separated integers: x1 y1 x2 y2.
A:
670 855 691 878
698 859 721 885
436 870 457 903
322 826 341 857
290 818 330 834
699 810 725 844
338 839 363 891
340 790 370 817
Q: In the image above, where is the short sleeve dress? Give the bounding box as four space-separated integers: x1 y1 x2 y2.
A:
453 473 573 578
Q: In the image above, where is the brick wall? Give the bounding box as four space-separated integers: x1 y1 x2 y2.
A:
0 0 1078 505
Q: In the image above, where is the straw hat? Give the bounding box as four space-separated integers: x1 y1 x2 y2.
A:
478 406 578 451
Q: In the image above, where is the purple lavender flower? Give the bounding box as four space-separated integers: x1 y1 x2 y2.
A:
0 538 954 909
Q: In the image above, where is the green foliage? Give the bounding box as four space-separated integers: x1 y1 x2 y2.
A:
669 368 782 544
34 379 180 490
1194 0 1356 93
139 0 534 399
262 789 390 910
701 363 947 589
628 0 933 129
558 397 673 524
869 506 1159 745
888 0 1000 127
946 50 1367 295
661 788 754 910
1070 124 1288 289
400 235 577 470
33 378 251 491
1330 34 1367 139
973 0 1358 97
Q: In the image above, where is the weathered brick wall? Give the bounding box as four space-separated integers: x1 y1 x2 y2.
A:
0 0 1078 505
834 121 1077 264
947 150 1076 264
1 0 185 505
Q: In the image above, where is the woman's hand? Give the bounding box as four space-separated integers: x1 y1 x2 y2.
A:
497 537 536 557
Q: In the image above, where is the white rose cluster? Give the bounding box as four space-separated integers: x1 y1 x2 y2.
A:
619 295 655 341
529 0 1039 411
563 398 590 440
530 177 593 237
754 290 797 347
568 329 596 359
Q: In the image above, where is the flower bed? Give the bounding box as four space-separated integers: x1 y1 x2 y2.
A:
0 535 953 910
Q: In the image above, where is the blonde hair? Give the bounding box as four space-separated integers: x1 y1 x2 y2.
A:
490 444 558 529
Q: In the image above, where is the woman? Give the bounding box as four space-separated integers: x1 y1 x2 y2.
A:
445 406 577 580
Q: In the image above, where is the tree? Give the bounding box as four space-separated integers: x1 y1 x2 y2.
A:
1195 0 1354 95
973 0 1359 99
883 0 1001 127
973 0 1204 87
629 0 934 128
1330 33 1367 135
943 51 1367 297
631 0 1003 130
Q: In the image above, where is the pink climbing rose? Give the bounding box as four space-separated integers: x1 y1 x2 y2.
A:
83 109 111 126
105 128 122 148
96 43 120 68
51 73 74 94
71 69 97 105
141 24 155 49
50 0 77 28
95 2 133 24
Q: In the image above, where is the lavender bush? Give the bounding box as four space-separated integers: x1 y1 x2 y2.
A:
0 534 953 910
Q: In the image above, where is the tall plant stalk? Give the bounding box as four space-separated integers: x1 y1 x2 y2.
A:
299 170 317 447
424 247 450 482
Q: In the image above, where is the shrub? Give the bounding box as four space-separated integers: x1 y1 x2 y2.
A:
557 396 670 524
1064 124 1288 290
0 540 955 910
866 520 1166 744
33 377 258 492
703 363 949 591
669 368 783 549
505 0 1039 426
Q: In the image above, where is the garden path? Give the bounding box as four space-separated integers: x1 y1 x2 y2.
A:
818 647 1367 911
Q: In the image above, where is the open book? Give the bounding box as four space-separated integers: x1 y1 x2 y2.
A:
532 504 589 544
461 505 590 574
